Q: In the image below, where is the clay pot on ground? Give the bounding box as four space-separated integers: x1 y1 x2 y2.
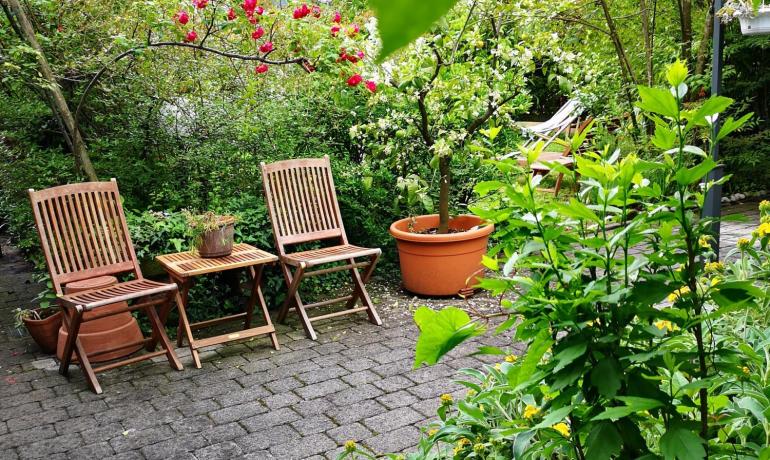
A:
56 275 144 363
389 214 494 296
197 217 235 258
22 309 63 354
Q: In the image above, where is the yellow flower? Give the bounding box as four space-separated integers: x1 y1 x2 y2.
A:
456 438 470 448
667 286 691 303
742 366 750 375
699 235 712 249
760 200 770 213
344 440 357 452
505 354 518 363
427 429 438 437
757 222 770 238
473 443 486 454
440 393 453 405
738 237 751 251
523 405 540 419
674 265 684 272
654 320 678 332
466 389 477 398
552 422 571 437
710 277 721 287
494 363 502 371
704 261 724 273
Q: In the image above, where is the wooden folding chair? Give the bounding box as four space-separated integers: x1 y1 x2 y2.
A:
261 156 382 340
29 179 182 394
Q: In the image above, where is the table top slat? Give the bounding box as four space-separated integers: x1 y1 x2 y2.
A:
156 243 278 277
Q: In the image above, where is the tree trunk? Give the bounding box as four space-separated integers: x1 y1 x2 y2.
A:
678 0 694 64
695 2 714 76
438 156 451 234
640 0 654 85
1 0 97 181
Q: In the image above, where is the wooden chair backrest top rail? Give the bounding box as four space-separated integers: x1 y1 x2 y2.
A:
261 156 348 252
28 179 141 295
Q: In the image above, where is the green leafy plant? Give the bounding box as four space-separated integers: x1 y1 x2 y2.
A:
404 61 759 459
182 210 237 252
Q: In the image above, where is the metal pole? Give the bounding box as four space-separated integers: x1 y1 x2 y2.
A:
703 0 724 246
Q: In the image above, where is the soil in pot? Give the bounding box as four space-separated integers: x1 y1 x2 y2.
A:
22 309 63 354
197 217 235 258
390 214 494 296
56 275 144 363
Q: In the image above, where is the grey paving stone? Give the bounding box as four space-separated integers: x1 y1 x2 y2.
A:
264 376 302 393
16 432 83 459
210 401 267 424
66 441 115 458
269 432 335 458
294 378 349 400
372 375 414 393
377 390 420 409
110 424 176 453
235 424 299 451
194 440 243 460
326 422 373 444
7 408 67 432
241 408 301 433
203 422 248 444
0 425 57 450
342 370 380 386
296 364 348 384
179 399 222 417
262 391 300 409
362 407 423 434
364 425 421 453
290 414 336 435
140 433 209 460
290 398 334 417
327 400 388 425
170 414 214 434
329 384 383 406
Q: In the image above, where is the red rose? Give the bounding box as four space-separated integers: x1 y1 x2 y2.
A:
332 11 341 23
248 14 258 24
184 30 197 42
356 50 365 60
312 5 321 17
330 25 340 36
227 7 237 20
175 10 189 25
255 64 269 74
347 23 360 37
292 8 302 19
255 5 264 14
252 26 264 39
259 41 274 53
193 0 208 9
347 74 362 86
365 80 377 93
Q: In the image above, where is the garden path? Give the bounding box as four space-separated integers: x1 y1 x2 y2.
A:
0 202 759 459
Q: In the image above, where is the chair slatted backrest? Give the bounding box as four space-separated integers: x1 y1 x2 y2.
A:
28 179 141 295
261 156 347 252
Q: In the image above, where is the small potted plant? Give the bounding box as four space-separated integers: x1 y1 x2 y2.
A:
13 304 62 354
184 211 237 258
719 0 770 35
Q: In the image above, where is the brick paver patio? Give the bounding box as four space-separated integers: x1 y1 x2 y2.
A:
0 202 759 459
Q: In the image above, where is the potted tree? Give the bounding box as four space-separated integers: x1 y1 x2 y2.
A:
184 211 237 258
14 306 62 354
719 0 770 35
353 0 576 295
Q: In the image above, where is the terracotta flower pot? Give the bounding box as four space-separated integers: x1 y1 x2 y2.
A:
389 214 494 296
197 217 235 258
56 275 144 363
22 309 63 354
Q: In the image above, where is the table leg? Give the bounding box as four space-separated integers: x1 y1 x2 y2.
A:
173 280 201 369
175 278 191 347
249 266 280 350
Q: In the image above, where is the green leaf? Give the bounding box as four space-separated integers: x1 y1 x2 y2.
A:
716 113 753 142
370 0 460 62
552 343 587 373
592 397 664 421
532 406 572 429
471 346 506 356
515 329 553 386
591 357 622 397
413 307 484 368
557 198 600 223
585 422 622 460
637 86 679 118
660 425 706 460
665 60 689 87
674 158 716 186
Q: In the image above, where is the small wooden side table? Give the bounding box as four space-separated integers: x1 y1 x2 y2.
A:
156 243 280 368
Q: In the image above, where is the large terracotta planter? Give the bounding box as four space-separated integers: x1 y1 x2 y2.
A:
56 276 144 363
22 310 63 354
389 214 494 296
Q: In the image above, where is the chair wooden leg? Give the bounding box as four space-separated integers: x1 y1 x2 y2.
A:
351 261 382 326
145 302 183 371
73 338 101 394
59 307 83 377
554 172 565 197
248 266 280 350
280 264 316 340
344 253 380 310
